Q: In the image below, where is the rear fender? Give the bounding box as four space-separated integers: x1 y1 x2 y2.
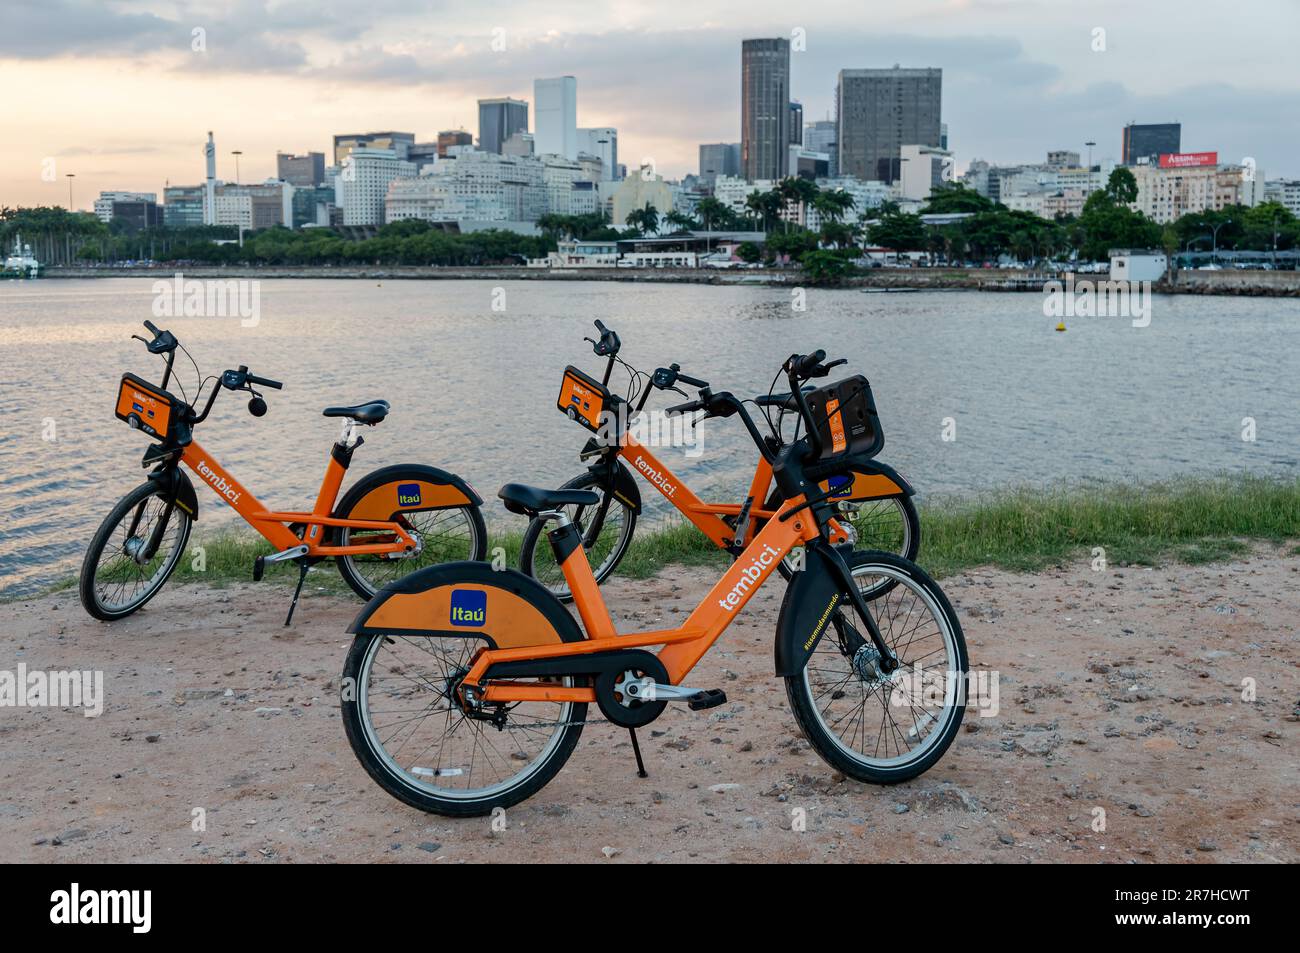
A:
336 463 483 522
819 459 914 502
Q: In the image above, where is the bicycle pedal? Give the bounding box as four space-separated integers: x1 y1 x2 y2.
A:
687 689 727 711
252 556 265 582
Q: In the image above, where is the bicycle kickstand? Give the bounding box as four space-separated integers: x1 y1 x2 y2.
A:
284 559 309 626
628 727 648 779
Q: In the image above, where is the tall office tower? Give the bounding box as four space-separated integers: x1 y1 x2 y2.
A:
804 121 838 177
788 103 803 145
478 98 529 154
534 76 578 159
836 66 942 183
698 143 741 185
437 130 473 157
578 127 618 180
741 38 791 180
276 152 325 187
332 132 415 166
1122 122 1181 165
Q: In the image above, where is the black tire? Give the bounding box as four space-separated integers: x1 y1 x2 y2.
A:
341 632 587 817
334 467 488 601
518 468 637 602
79 481 192 621
784 551 967 784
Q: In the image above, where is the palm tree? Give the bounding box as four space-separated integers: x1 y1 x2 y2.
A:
624 203 660 236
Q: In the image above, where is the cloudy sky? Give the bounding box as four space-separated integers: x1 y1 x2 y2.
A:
2 0 1297 209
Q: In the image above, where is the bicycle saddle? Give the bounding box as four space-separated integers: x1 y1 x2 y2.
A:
322 400 390 424
499 483 600 516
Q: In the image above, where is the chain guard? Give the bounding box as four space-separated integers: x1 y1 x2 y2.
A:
594 650 669 728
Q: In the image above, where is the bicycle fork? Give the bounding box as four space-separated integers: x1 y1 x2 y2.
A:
813 539 900 674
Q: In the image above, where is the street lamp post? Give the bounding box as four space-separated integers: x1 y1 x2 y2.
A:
231 150 243 185
1210 219 1232 266
65 173 75 211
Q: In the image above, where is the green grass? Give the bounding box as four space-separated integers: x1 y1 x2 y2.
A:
38 474 1300 597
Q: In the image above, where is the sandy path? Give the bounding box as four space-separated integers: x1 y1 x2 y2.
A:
1 551 1296 863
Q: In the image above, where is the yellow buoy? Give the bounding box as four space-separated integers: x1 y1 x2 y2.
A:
1055 321 1066 332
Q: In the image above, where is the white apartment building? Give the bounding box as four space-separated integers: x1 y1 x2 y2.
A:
385 148 546 225
93 191 157 222
212 184 284 230
340 148 416 226
1264 179 1300 217
804 177 893 230
1003 189 1089 220
712 176 768 219
578 128 618 180
899 144 954 202
1130 162 1263 224
534 76 578 160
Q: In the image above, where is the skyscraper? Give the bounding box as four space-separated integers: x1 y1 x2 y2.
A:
276 152 325 187
332 132 414 166
698 143 741 185
578 127 618 180
804 121 838 177
788 103 803 145
1121 123 1181 165
437 130 473 157
837 67 942 183
477 98 529 154
741 38 790 181
534 76 578 159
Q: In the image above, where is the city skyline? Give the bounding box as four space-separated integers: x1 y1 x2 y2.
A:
3 0 1299 208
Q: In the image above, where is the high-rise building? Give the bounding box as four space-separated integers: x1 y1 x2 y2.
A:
339 149 416 226
741 38 791 181
212 184 283 230
788 103 803 145
478 98 529 155
837 66 942 183
699 143 741 186
578 127 618 180
1121 123 1182 166
437 130 473 157
804 121 838 177
898 144 955 201
534 76 578 159
1264 179 1300 217
385 147 546 226
276 152 325 187
93 191 156 223
163 185 206 228
333 132 414 166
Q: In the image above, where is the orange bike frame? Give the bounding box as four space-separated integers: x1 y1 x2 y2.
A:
615 432 845 548
467 494 820 704
178 440 415 557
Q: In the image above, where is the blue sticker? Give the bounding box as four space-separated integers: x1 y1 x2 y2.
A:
397 483 421 507
449 589 486 627
828 474 852 498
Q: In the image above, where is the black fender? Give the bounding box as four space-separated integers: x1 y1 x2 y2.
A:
773 543 848 677
148 464 198 521
582 443 642 515
334 463 484 518
347 560 584 647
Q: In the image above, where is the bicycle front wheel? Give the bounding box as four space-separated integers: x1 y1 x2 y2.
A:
79 481 192 621
784 551 967 784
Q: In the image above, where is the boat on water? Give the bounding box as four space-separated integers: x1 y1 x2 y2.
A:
2 235 42 278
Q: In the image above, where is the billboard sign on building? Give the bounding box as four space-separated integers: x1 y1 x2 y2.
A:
1158 152 1218 169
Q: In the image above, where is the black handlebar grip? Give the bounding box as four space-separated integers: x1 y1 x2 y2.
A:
666 400 703 415
248 374 283 390
796 350 826 376
594 319 608 333
143 320 160 335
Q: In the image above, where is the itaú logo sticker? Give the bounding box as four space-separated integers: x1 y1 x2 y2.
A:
397 483 422 507
717 543 782 612
449 589 486 627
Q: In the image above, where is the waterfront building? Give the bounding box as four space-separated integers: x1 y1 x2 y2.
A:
713 175 768 220
1263 179 1300 217
340 149 416 226
212 183 284 230
837 66 943 183
611 168 676 232
93 191 157 223
1003 189 1089 220
534 76 578 160
163 185 206 228
804 121 838 177
578 127 619 180
437 130 473 157
477 98 529 155
332 131 414 166
275 152 325 187
385 147 546 226
1122 123 1181 166
1130 160 1264 224
899 144 955 201
741 38 791 180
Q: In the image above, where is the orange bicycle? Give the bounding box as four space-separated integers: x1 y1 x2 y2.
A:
79 320 486 623
519 321 920 599
341 349 966 816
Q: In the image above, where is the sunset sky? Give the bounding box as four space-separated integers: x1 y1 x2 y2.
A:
3 0 1297 210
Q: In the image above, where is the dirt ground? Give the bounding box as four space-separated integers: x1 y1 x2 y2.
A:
1 550 1296 864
